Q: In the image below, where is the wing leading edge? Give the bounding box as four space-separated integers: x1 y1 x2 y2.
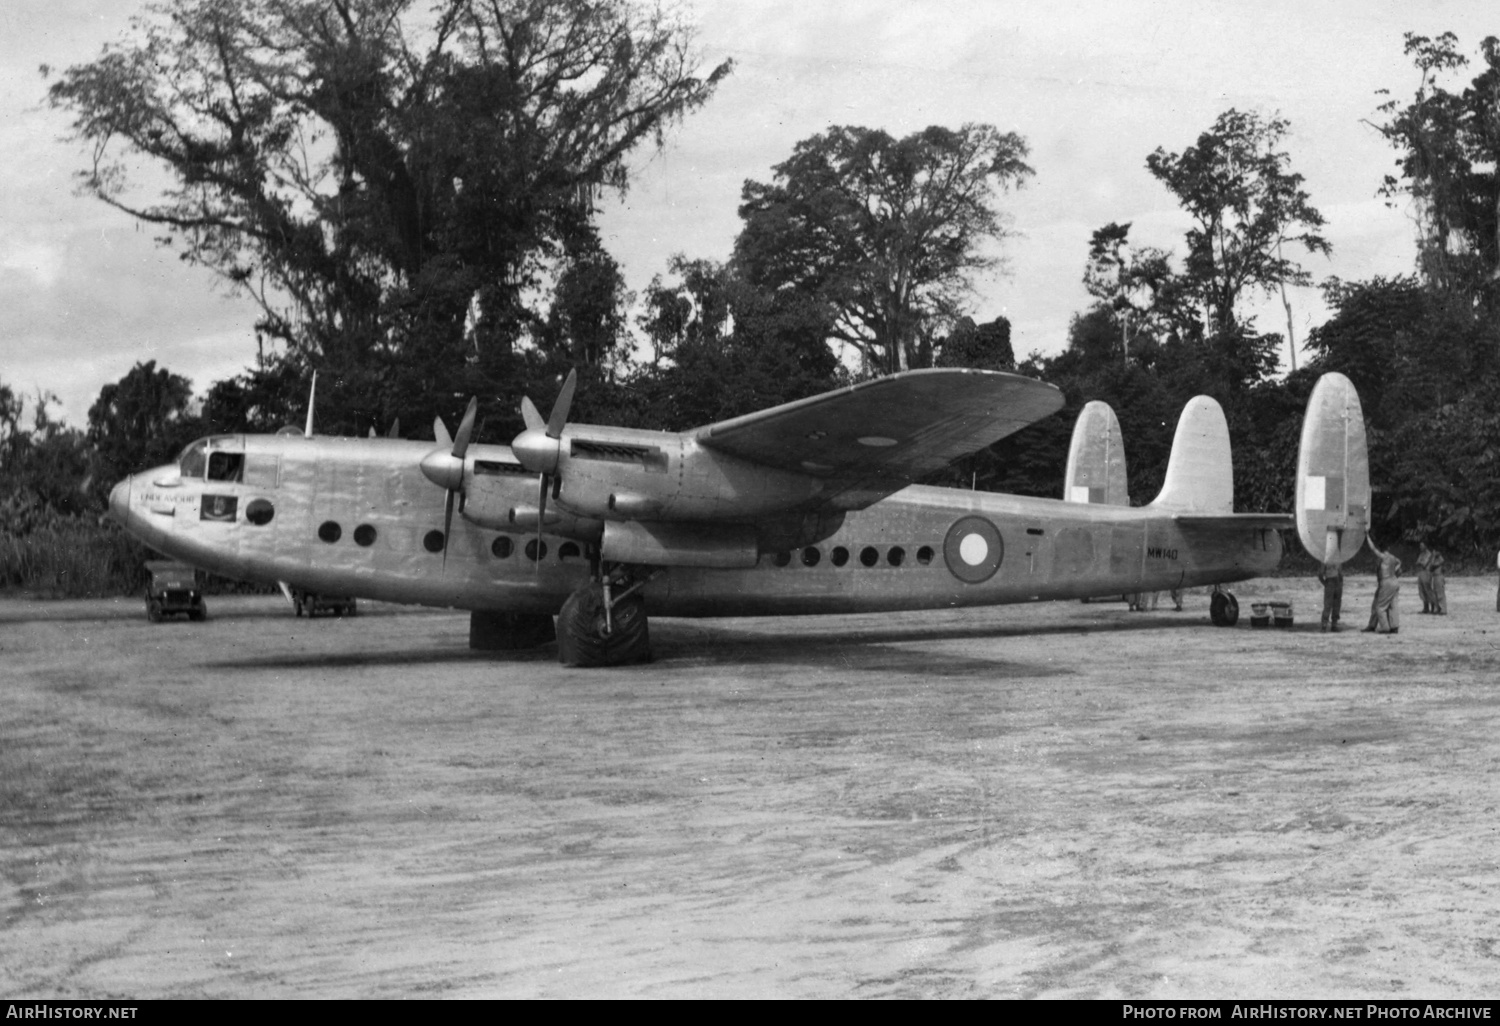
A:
694 368 1063 510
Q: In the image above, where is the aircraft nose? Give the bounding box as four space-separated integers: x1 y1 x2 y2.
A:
108 477 131 523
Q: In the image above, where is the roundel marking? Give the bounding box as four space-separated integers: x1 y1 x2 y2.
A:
943 515 1004 584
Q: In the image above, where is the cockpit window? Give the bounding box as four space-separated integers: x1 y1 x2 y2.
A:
178 439 208 480
207 451 244 482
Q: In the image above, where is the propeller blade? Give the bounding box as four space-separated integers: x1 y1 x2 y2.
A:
453 397 478 458
546 369 577 439
442 488 455 567
304 371 318 438
433 416 452 448
520 396 545 433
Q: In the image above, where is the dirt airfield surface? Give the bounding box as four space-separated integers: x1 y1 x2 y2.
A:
3 577 1500 999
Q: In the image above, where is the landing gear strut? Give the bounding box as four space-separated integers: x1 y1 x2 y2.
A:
557 565 656 667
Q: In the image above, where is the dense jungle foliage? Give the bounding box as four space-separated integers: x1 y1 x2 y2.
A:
6 7 1500 594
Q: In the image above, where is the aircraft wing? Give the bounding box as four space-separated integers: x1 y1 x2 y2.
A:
694 369 1064 509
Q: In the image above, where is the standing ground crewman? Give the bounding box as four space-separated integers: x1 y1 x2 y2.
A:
1316 561 1343 632
1416 542 1435 613
1427 544 1447 615
1363 535 1401 634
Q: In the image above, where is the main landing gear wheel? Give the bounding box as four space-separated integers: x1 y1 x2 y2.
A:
1210 589 1239 627
557 582 652 667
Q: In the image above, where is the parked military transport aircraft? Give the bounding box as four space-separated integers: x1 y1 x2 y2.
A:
108 368 1369 666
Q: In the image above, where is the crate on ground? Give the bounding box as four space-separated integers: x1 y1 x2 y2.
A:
1270 600 1294 627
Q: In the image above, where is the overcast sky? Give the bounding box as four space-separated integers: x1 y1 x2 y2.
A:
1 0 1495 427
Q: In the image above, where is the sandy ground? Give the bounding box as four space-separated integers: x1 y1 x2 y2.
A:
2 576 1500 999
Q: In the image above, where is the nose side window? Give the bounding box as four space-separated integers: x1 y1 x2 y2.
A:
207 451 244 482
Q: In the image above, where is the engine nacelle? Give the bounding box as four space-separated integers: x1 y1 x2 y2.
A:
555 433 823 522
460 458 603 542
601 520 759 569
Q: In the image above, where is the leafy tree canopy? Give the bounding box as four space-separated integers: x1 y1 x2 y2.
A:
735 123 1032 376
1146 109 1330 340
87 361 200 492
47 0 731 439
628 255 837 430
1372 32 1500 312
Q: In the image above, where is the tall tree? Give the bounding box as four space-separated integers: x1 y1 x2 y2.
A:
47 0 731 435
735 123 1033 375
1145 109 1330 344
934 315 1015 371
629 255 836 429
87 361 199 490
1372 32 1500 311
1082 221 1191 365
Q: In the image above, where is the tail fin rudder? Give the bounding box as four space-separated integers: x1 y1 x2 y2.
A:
1296 372 1369 564
1148 396 1233 514
1063 400 1129 506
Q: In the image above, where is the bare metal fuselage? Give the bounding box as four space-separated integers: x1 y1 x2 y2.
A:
111 432 1281 617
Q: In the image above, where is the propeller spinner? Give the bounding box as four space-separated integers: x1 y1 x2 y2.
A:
419 397 478 565
512 370 578 566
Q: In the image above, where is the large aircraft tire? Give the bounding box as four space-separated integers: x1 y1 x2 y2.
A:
557 585 651 667
1210 590 1239 627
469 610 557 651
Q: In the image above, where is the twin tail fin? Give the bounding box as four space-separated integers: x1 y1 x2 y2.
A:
1063 373 1368 552
1063 400 1129 506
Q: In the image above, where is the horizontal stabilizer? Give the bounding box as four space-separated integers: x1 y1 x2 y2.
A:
1064 400 1128 505
1175 513 1295 531
1296 372 1369 564
1148 396 1233 514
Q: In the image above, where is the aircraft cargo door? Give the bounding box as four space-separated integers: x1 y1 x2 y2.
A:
1109 522 1145 591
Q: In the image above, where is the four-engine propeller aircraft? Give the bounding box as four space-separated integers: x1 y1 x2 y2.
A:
108 368 1370 666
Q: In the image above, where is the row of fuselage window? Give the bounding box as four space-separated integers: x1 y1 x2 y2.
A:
315 520 581 562
313 518 934 569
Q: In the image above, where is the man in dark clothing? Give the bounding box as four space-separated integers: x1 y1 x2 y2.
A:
1427 545 1447 615
1316 561 1343 632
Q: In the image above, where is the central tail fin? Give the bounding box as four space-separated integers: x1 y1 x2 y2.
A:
1148 396 1234 513
1063 400 1129 506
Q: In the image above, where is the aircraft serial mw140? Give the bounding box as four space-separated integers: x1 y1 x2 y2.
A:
108 368 1370 666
